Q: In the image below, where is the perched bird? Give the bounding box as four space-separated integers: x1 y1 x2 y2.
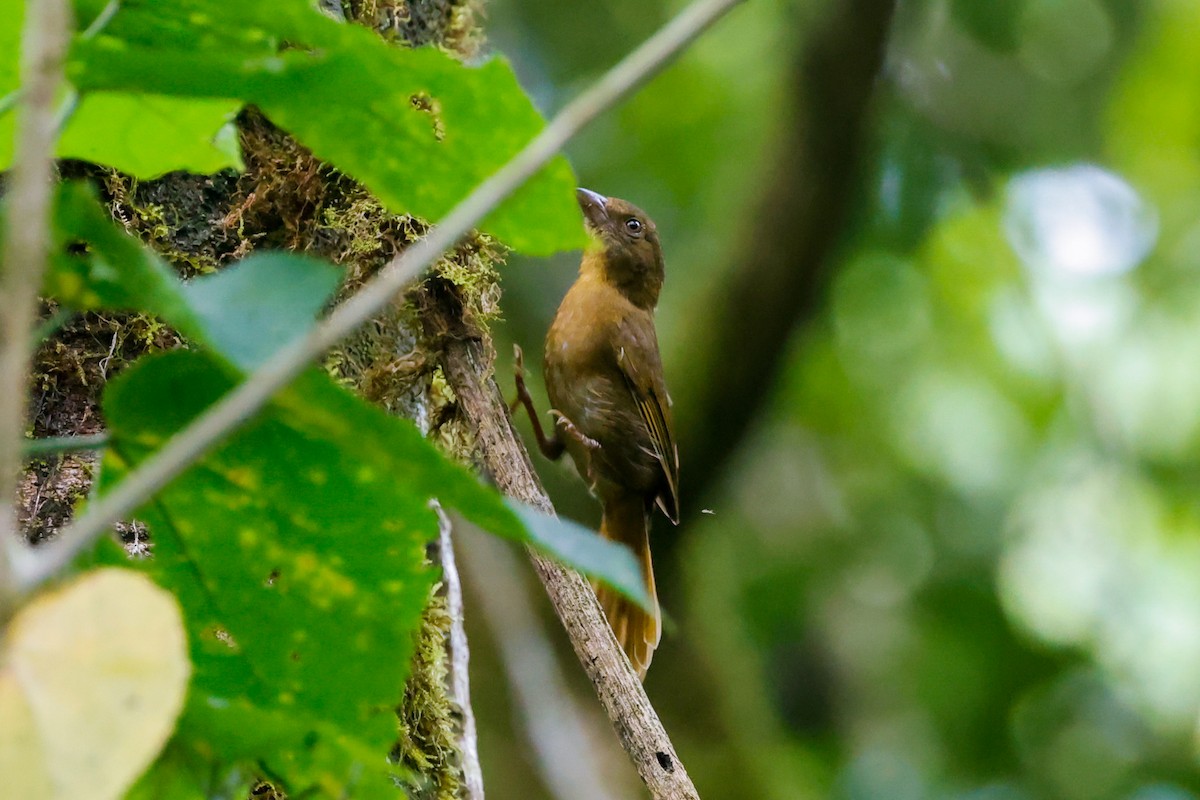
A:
513 188 679 679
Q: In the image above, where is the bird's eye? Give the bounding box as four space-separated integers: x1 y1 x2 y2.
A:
624 218 643 235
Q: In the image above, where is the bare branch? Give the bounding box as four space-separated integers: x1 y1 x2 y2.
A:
0 0 72 613
13 0 745 596
432 500 485 800
422 279 699 799
459 528 619 800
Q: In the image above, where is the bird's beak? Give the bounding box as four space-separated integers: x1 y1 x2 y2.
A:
576 187 609 230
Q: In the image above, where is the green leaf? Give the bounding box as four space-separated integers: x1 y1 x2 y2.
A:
64 0 586 254
0 3 242 177
57 92 243 177
98 351 425 796
94 348 649 791
44 183 340 372
180 253 340 370
124 744 224 800
47 182 203 333
507 502 653 609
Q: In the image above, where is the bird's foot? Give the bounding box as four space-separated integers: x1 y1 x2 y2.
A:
510 345 565 461
510 344 529 414
549 409 602 485
549 410 601 453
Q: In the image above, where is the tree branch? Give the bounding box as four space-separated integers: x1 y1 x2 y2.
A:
421 278 700 799
12 0 746 596
431 500 485 800
458 526 619 800
0 0 72 614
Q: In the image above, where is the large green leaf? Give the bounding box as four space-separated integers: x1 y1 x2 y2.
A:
47 182 203 331
45 182 341 372
180 253 340 370
57 92 243 177
0 1 242 178
64 0 585 255
97 349 649 793
98 351 426 796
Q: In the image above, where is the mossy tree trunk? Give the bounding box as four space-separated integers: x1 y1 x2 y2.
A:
22 2 497 797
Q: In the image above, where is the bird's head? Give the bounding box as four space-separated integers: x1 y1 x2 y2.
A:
577 188 665 309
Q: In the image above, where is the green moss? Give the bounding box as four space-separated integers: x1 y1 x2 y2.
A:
347 0 485 58
432 234 506 324
394 586 464 800
102 169 233 277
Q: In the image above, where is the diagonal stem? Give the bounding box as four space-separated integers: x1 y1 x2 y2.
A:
21 433 111 457
12 0 746 594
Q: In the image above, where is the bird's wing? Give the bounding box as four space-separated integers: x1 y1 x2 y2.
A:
616 327 680 524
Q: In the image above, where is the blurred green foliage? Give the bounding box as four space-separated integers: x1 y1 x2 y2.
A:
488 0 1200 798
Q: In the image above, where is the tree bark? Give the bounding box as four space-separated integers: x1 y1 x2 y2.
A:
422 277 702 799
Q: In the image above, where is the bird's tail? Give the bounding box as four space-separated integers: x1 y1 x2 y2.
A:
595 494 661 680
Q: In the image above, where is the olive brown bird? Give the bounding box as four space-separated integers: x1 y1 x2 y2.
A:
513 188 680 680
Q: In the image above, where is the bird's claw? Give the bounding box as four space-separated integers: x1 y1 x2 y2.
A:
549 410 601 452
509 346 567 461
549 410 601 487
513 343 526 377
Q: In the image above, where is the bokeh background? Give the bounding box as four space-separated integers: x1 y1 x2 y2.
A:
466 1 1200 797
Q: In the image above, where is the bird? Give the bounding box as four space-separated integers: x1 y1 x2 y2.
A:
513 187 679 679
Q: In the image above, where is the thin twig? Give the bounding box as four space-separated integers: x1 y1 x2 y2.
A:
21 433 111 458
80 1 120 39
13 0 745 596
431 500 485 800
422 279 699 798
0 0 72 614
458 528 620 800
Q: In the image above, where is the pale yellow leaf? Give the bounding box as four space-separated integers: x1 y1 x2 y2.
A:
0 568 190 800
0 672 53 798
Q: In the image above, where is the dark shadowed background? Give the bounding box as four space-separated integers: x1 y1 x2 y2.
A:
466 1 1200 798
